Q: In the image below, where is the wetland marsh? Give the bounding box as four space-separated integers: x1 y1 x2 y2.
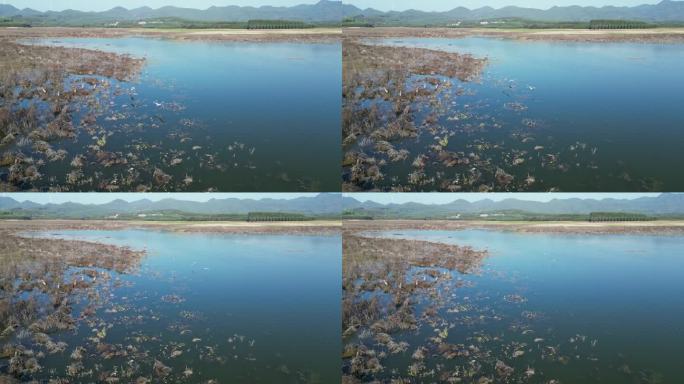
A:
0 33 340 191
342 34 684 192
343 223 684 383
0 222 340 383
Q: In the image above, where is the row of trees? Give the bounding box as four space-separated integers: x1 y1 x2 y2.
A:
589 212 652 222
247 212 311 222
246 20 312 29
589 19 653 29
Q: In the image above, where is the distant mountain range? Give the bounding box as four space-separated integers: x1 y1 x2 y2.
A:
343 194 684 218
0 0 342 23
0 194 341 218
3 1 682 26
3 194 684 220
343 0 684 24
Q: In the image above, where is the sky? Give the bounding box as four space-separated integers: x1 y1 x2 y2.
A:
345 193 660 205
346 0 659 12
0 193 317 205
5 0 318 12
4 0 661 12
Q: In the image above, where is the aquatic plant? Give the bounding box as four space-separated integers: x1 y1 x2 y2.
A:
0 39 144 191
0 223 144 380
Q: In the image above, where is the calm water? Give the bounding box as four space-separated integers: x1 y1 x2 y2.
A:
33 230 341 383
376 37 684 191
374 229 684 383
35 38 341 191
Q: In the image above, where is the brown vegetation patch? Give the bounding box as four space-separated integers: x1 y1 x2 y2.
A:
0 38 144 191
342 39 487 191
342 228 487 382
0 223 144 379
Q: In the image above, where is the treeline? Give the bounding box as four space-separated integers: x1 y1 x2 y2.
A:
343 16 675 30
247 212 312 222
342 17 374 27
341 209 665 222
246 20 313 29
589 19 654 29
589 212 653 222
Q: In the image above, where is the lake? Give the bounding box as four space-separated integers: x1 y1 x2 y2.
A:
356 37 684 191
359 229 684 383
26 230 341 383
25 37 341 191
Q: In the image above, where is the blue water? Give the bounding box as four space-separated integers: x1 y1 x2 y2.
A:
33 37 341 191
373 229 684 383
35 229 341 383
374 37 684 191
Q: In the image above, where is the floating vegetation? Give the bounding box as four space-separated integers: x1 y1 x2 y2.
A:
343 231 493 382
1 220 339 383
0 225 145 381
342 37 665 192
0 40 146 191
1 32 337 192
343 221 682 383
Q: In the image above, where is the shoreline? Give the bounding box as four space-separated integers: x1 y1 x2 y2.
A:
344 26 684 43
343 219 684 235
1 26 341 43
1 219 342 236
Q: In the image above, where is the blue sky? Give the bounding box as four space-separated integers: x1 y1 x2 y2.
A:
347 1 659 12
0 193 316 205
6 1 318 12
345 193 660 205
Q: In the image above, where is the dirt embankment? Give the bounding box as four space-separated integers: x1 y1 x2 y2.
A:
344 26 684 43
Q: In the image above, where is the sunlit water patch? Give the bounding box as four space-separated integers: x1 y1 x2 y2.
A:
9 230 340 383
357 229 684 383
17 38 341 191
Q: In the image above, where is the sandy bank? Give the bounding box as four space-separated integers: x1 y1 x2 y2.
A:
0 26 341 43
344 219 684 235
345 26 684 43
0 219 341 235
